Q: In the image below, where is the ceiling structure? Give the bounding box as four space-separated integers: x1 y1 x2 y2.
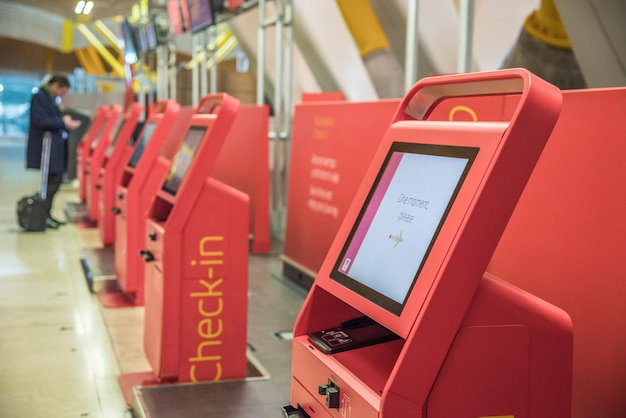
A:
0 0 137 21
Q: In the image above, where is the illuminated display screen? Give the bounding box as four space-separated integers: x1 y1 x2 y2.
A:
330 142 478 315
161 126 207 195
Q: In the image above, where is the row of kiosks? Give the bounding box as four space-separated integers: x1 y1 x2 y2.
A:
79 103 142 291
118 94 249 397
284 69 574 418
80 100 177 293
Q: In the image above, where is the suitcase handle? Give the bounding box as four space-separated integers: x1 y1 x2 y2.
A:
39 131 52 199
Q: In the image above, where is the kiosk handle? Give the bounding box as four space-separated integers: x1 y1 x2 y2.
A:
394 67 560 127
196 93 237 115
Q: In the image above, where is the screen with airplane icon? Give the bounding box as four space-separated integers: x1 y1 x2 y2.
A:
330 142 477 315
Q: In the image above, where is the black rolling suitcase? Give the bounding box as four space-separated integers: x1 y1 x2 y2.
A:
17 132 51 231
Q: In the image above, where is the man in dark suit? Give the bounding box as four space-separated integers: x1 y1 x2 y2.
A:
26 74 81 229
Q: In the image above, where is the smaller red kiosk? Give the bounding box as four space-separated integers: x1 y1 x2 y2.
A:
112 100 188 303
285 69 573 418
77 105 109 202
119 93 248 395
97 103 143 245
86 104 122 223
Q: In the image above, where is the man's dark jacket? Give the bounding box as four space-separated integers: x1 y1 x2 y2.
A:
26 87 67 174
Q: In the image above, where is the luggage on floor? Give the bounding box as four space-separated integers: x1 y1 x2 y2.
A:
17 132 51 232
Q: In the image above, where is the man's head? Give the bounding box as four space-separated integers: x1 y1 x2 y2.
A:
47 75 71 98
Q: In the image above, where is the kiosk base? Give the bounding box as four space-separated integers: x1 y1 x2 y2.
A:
280 256 315 291
123 351 271 415
80 247 117 293
65 201 96 226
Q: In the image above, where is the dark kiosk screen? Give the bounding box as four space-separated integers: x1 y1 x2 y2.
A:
127 122 157 167
105 120 127 157
161 126 207 195
330 142 478 315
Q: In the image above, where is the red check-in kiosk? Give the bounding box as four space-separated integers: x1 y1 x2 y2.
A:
87 104 122 223
97 103 143 245
285 69 573 418
122 93 248 389
113 100 183 304
78 105 109 202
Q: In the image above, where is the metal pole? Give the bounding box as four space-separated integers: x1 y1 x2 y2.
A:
272 0 285 232
282 0 293 138
157 44 167 100
169 41 177 102
192 32 200 107
404 0 419 91
138 54 146 110
274 0 284 135
256 0 266 106
209 25 218 93
200 30 208 99
457 0 474 73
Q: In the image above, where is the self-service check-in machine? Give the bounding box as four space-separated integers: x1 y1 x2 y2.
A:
109 100 185 300
87 104 122 223
118 93 248 395
97 103 143 245
77 105 109 203
284 69 573 418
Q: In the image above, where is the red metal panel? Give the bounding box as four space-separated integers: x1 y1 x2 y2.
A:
489 87 626 418
211 104 271 253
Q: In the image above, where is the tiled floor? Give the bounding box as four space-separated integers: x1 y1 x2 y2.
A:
0 137 305 417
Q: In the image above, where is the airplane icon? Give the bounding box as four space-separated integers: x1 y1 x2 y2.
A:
390 230 404 247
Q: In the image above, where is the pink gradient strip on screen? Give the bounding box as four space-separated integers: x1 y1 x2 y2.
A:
340 151 403 274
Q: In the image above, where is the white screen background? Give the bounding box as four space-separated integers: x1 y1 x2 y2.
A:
346 152 469 303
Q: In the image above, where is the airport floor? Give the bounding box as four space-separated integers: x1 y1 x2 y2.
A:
0 136 306 418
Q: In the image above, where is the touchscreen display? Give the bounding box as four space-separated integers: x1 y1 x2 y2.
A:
330 142 478 315
161 126 207 195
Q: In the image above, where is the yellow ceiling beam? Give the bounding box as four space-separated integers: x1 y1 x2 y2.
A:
92 20 122 55
335 0 390 57
76 23 125 77
75 47 106 75
85 46 107 74
185 25 238 70
61 20 74 53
